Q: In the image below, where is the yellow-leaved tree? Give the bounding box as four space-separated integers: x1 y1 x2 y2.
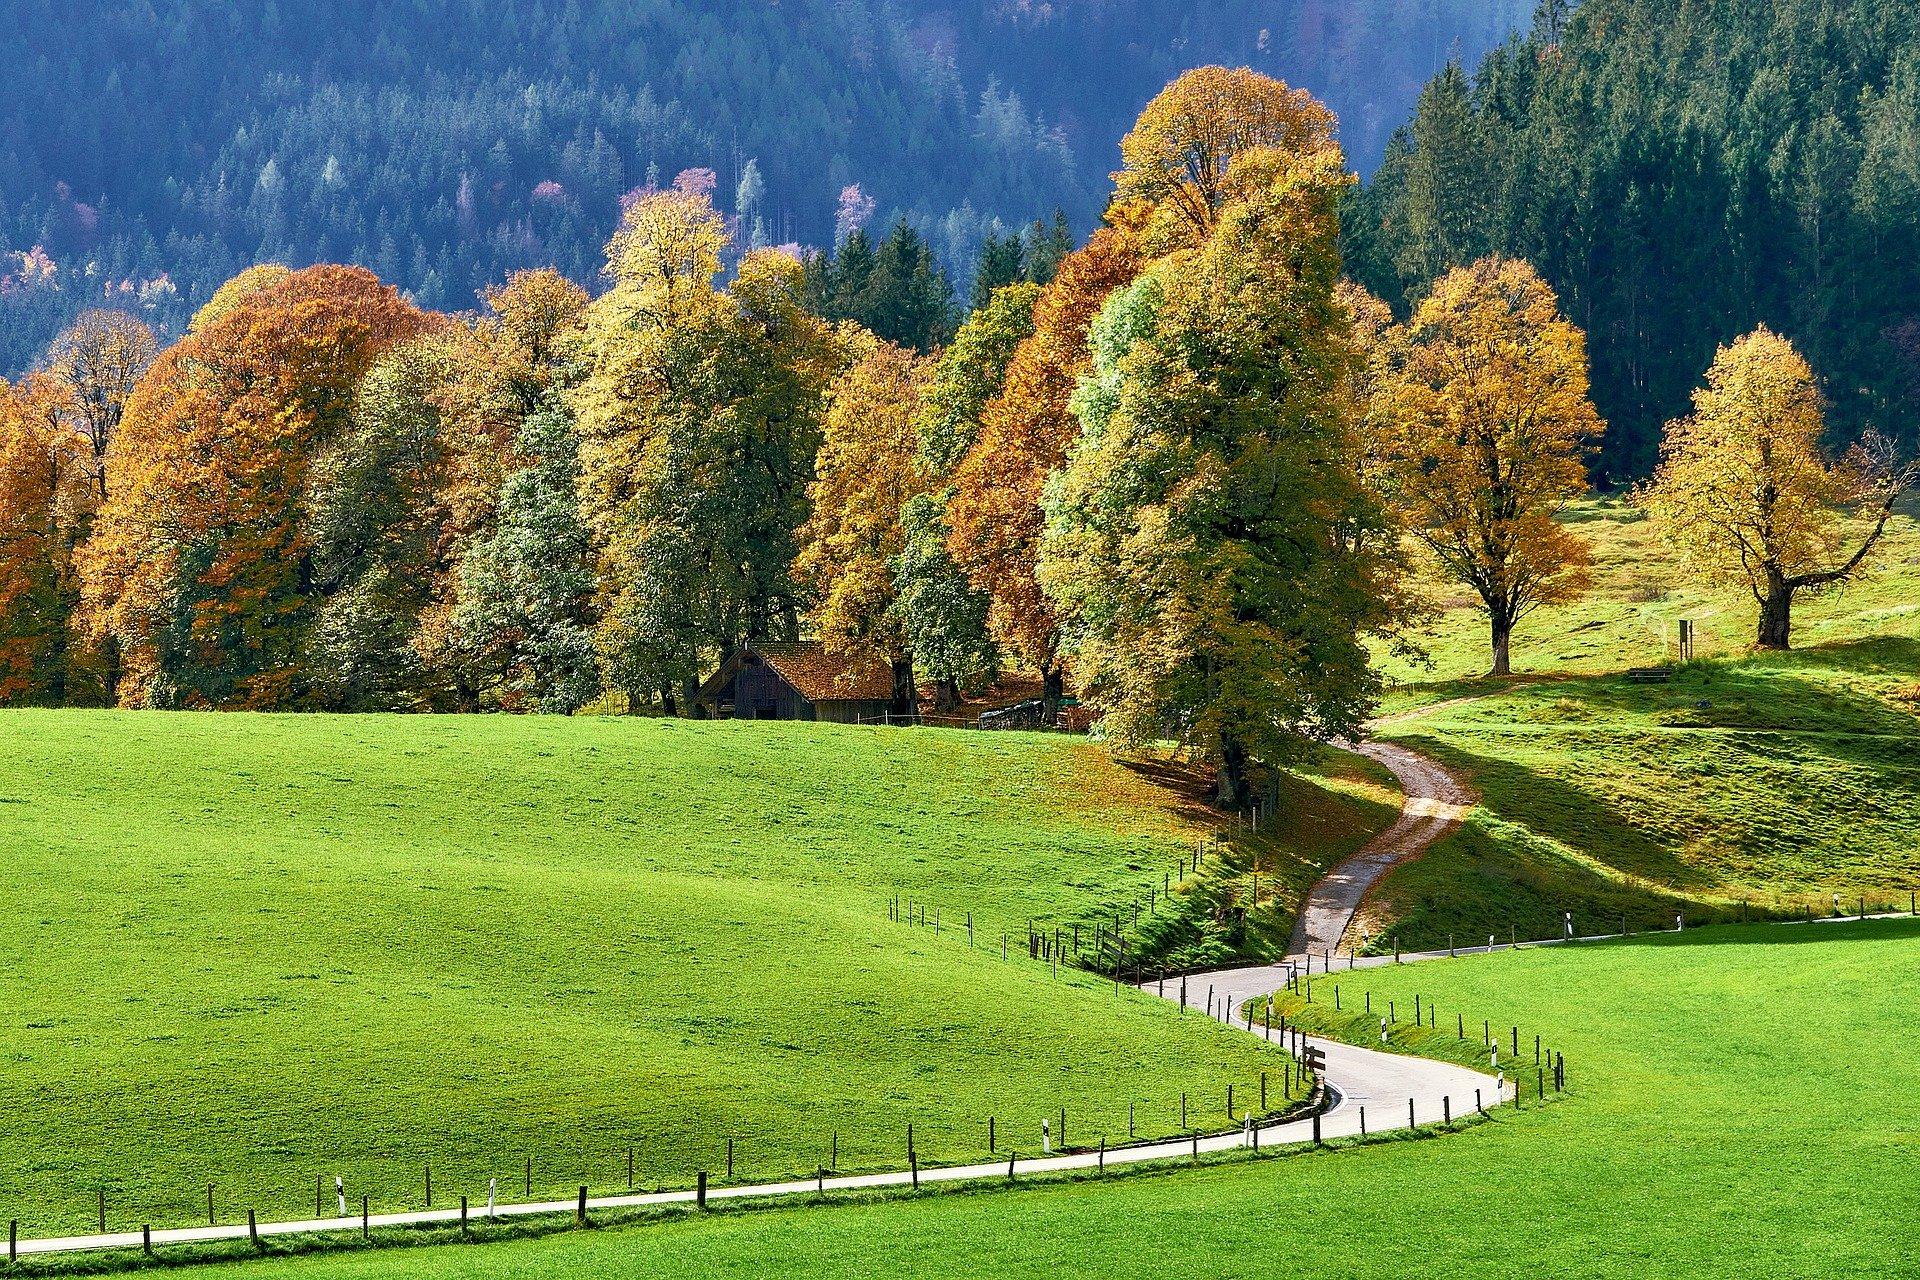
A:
796 333 932 714
1643 326 1916 649
1114 64 1338 251
1369 256 1604 677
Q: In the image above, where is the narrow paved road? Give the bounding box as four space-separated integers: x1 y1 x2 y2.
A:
1286 738 1475 957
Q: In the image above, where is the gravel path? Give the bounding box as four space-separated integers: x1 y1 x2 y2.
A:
1286 739 1475 957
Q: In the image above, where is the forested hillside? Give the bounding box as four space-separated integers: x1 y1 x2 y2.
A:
0 0 1527 373
1348 0 1920 482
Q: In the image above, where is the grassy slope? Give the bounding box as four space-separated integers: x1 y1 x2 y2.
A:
0 712 1399 1236
181 918 1920 1279
1355 498 1920 949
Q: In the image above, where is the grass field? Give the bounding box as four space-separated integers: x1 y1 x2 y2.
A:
0 711 1407 1236
1352 498 1920 949
157 917 1920 1279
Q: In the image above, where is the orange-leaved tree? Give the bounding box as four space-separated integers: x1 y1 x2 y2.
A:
1643 326 1916 649
0 377 92 703
77 265 433 708
944 226 1142 711
1369 256 1603 677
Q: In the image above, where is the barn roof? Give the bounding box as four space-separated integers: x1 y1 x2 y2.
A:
751 642 894 702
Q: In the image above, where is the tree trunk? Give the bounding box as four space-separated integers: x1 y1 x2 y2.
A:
890 655 919 719
934 677 962 713
1488 609 1513 678
680 674 701 717
1216 736 1248 809
1040 665 1065 722
1757 576 1794 650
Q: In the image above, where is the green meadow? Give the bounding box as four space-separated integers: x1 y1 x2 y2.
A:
0 712 1362 1236
1356 498 1920 949
163 918 1920 1279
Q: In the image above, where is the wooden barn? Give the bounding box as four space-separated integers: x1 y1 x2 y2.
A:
693 642 895 724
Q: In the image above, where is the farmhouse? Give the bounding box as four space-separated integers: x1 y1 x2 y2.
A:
693 641 895 723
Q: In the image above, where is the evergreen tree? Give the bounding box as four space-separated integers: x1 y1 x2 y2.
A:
453 405 600 712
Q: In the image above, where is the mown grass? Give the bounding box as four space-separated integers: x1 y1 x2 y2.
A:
1355 498 1920 950
0 712 1399 1239
148 918 1920 1279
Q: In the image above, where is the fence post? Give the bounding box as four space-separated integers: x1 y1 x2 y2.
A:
362 1196 369 1240
143 1225 152 1257
575 1187 587 1227
697 1172 708 1209
1408 1098 1415 1129
248 1209 260 1252
9 1218 16 1264
460 1196 468 1237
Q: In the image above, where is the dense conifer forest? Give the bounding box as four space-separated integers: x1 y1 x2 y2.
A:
1347 0 1920 479
0 0 1527 371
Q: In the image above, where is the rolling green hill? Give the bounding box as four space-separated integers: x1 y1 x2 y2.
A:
0 711 1400 1237
1354 498 1920 949
158 918 1920 1279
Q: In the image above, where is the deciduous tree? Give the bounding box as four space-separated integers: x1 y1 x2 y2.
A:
797 334 931 713
1041 145 1398 805
42 310 158 504
1114 65 1338 250
77 265 432 708
1370 256 1603 677
576 192 842 709
946 226 1141 711
0 379 90 703
1644 326 1917 649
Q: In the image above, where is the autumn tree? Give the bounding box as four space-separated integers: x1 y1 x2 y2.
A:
1114 65 1338 250
1041 145 1399 805
1369 256 1604 676
0 379 91 703
893 494 998 710
946 227 1141 712
304 336 462 709
42 310 159 505
575 192 842 709
1643 327 1917 649
891 284 1037 708
917 282 1039 473
77 265 432 708
797 334 931 714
